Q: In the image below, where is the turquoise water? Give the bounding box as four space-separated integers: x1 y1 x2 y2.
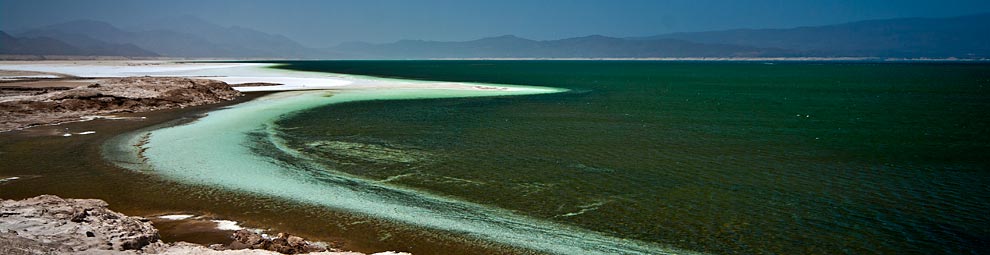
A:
125 84 695 254
138 61 990 254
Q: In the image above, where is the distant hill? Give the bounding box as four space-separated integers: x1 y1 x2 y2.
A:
18 20 228 57
17 18 325 58
1 30 157 57
637 13 990 58
331 35 791 59
127 15 324 58
1 30 82 55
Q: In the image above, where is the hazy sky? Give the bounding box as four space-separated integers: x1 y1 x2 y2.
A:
3 0 990 47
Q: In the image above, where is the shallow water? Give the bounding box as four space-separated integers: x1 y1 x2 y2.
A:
263 61 990 254
99 61 990 254
0 92 518 254
119 86 685 254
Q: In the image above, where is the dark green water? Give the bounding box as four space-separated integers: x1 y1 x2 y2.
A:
268 61 990 254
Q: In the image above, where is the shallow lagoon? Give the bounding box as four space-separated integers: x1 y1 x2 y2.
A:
94 60 990 254
116 84 688 254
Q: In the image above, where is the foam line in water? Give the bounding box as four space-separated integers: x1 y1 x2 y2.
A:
111 81 695 254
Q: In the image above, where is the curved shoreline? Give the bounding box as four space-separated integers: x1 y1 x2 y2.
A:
96 63 696 254
2 61 686 253
1 61 581 254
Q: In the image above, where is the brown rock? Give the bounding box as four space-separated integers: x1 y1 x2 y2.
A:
0 196 382 255
0 195 160 252
230 229 329 254
0 77 242 132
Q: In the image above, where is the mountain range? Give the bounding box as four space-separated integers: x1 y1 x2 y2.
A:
1 30 157 57
7 15 320 58
2 13 988 59
331 35 793 58
640 13 990 58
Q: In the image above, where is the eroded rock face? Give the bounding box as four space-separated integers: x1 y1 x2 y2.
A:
0 77 242 132
0 195 160 252
230 229 330 254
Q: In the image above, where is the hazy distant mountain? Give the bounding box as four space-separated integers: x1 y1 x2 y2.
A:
18 20 225 57
1 30 157 57
638 13 990 58
18 18 324 58
128 15 324 58
331 35 788 59
333 35 544 58
6 13 988 59
2 30 81 55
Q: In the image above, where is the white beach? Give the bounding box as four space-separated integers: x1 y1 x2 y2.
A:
0 61 551 93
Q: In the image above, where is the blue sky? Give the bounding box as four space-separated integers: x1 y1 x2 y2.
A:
2 0 990 47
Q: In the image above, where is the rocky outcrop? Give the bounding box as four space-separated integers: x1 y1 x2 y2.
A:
0 76 242 132
1 195 411 255
0 195 160 253
229 230 329 254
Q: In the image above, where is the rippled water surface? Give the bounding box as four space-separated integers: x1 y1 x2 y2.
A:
263 61 990 254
